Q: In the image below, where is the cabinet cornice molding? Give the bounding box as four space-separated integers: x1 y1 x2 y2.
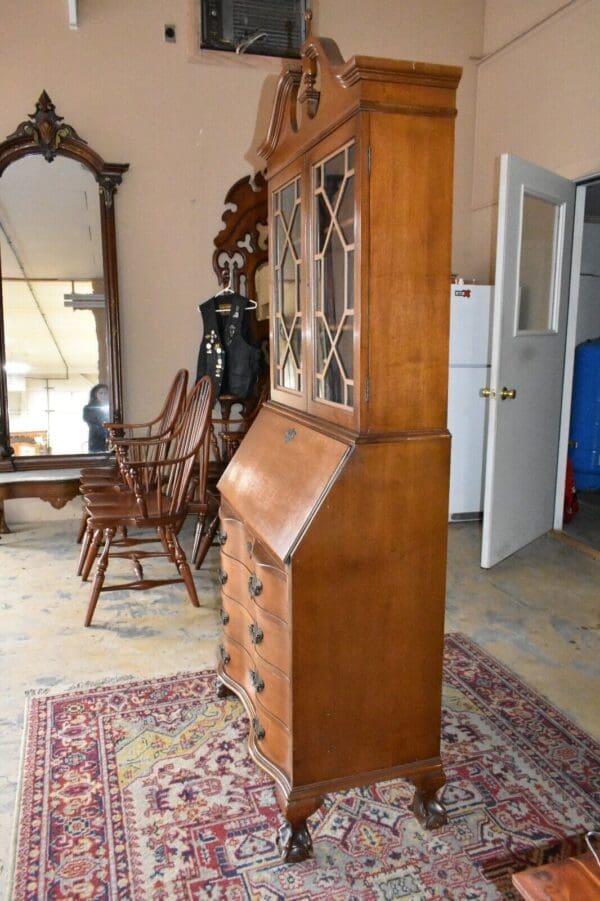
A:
259 27 461 166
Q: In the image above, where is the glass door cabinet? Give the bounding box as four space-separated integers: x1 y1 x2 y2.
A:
216 17 462 864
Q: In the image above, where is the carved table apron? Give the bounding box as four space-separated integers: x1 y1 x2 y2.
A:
0 469 81 533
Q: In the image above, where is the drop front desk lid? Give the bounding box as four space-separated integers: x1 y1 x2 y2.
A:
217 406 352 563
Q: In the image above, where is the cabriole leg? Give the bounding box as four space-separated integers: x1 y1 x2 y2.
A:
410 765 448 830
275 786 323 864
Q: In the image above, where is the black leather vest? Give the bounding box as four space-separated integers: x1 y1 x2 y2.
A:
196 293 260 398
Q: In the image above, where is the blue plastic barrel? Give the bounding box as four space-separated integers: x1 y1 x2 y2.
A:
569 338 600 490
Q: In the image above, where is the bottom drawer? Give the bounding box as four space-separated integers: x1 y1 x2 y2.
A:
220 636 291 780
251 704 291 779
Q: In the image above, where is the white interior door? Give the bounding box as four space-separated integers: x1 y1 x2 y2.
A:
481 155 575 568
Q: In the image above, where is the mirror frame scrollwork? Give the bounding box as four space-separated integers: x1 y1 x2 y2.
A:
0 91 128 471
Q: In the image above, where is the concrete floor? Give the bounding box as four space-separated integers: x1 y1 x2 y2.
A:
0 517 598 897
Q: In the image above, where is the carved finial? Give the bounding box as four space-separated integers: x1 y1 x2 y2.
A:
7 91 86 162
305 7 313 37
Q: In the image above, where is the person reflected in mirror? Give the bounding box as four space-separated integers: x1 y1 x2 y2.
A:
83 383 110 452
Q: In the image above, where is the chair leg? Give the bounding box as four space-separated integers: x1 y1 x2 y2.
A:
81 528 103 582
194 515 218 570
85 527 115 626
158 526 176 562
168 525 200 607
76 511 87 544
76 522 92 576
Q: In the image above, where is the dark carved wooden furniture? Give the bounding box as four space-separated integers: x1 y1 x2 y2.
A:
208 172 269 479
216 17 461 863
76 369 189 576
512 852 600 900
0 92 128 524
81 376 214 626
212 171 268 345
0 470 81 533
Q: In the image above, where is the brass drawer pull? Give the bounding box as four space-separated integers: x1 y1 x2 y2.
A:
215 529 228 546
248 574 263 598
249 623 264 645
218 568 228 586
219 644 230 665
250 669 265 692
252 716 265 740
220 608 230 626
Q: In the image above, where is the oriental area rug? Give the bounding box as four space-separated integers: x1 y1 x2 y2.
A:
10 634 599 900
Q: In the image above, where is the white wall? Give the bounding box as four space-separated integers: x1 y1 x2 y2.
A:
1 0 485 522
471 0 600 281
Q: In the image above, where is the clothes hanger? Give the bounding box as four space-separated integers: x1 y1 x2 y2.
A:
215 268 257 312
198 266 258 313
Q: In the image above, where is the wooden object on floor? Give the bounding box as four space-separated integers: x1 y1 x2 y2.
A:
215 14 461 864
0 469 81 533
512 852 600 899
212 171 268 346
81 377 213 626
207 172 270 484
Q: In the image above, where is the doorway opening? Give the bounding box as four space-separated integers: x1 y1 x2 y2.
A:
554 176 600 557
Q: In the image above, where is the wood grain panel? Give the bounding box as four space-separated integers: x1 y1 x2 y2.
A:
290 435 450 784
218 406 351 562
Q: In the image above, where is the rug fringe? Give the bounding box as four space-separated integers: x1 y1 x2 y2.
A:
6 683 33 897
23 662 216 699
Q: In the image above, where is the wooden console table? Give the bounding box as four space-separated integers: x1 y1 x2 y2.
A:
0 469 81 533
512 851 599 899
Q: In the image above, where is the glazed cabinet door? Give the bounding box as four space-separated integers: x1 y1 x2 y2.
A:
269 157 306 411
306 119 362 429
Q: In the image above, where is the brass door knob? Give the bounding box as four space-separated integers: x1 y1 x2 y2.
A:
500 386 517 400
479 387 493 398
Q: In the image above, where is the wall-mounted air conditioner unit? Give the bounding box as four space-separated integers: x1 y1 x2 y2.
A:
200 0 307 58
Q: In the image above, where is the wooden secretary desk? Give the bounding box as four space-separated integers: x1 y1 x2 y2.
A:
216 18 462 863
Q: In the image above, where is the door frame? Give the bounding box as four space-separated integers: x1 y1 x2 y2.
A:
553 173 600 530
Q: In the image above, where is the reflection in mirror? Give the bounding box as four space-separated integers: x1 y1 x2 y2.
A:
0 91 128 470
0 156 107 455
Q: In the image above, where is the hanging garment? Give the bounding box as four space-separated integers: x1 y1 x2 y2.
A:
196 293 260 399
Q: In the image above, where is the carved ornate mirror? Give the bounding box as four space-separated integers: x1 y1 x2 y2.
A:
0 92 128 471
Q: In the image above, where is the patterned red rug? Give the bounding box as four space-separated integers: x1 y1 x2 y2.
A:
10 633 599 899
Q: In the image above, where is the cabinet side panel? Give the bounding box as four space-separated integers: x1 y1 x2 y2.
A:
290 436 449 786
366 111 455 433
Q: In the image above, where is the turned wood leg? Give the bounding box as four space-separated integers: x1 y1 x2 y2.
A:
194 514 218 569
77 522 92 576
81 527 103 581
275 785 323 864
0 501 10 534
409 765 448 830
169 526 200 607
157 525 175 561
85 527 115 626
76 511 87 544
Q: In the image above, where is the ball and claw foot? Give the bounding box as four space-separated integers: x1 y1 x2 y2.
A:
411 789 448 830
277 821 313 863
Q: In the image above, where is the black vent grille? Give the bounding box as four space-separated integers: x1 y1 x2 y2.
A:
201 0 307 58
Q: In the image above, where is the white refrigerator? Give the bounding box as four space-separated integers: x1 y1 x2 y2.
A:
447 284 493 521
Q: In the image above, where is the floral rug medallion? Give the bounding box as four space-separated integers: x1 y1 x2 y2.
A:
10 633 599 899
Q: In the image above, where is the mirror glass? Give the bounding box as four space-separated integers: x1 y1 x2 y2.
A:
0 155 110 456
